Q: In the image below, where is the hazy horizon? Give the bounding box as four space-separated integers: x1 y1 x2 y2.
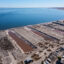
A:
0 6 64 8
0 0 64 8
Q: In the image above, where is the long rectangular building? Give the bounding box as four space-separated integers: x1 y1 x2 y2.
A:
8 31 35 53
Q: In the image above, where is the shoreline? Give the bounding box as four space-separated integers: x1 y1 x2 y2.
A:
0 20 64 31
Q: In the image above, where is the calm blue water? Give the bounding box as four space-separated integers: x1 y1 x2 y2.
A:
0 8 64 30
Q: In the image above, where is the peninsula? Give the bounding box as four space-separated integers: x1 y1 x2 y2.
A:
53 7 64 10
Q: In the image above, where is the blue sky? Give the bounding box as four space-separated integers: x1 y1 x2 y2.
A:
0 0 64 8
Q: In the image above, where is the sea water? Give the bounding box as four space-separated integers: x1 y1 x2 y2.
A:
0 8 64 30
